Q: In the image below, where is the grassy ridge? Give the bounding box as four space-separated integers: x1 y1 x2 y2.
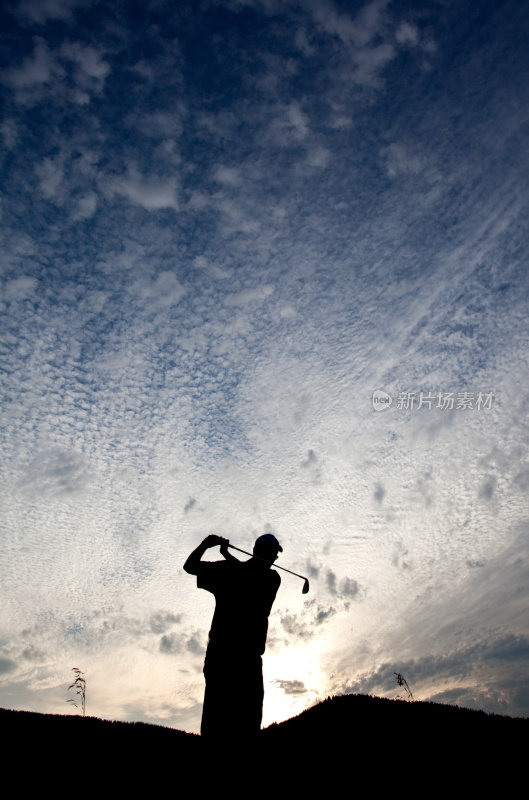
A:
2 694 526 788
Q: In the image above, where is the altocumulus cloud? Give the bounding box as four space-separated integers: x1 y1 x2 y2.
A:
1 0 529 730
274 679 308 695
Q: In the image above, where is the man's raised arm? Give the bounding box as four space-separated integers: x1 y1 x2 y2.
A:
183 535 235 574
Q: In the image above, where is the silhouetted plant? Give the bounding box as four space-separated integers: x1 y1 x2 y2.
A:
67 667 86 716
394 672 414 701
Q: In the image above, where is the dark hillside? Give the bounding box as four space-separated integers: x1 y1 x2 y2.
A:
2 694 526 789
263 691 527 742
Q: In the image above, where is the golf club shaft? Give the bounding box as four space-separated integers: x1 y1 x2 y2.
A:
227 543 308 582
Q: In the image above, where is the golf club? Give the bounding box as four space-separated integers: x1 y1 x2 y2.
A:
227 543 310 594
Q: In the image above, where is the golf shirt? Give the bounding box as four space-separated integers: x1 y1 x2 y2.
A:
196 559 280 655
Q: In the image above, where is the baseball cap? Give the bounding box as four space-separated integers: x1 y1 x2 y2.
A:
254 533 283 552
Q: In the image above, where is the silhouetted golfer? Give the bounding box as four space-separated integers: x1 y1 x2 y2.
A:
184 533 282 738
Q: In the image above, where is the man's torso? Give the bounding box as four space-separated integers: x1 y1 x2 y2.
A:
196 559 280 655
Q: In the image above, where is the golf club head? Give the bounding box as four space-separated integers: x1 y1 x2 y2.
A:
302 578 310 594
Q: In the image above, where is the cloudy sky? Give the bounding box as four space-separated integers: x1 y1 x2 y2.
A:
1 0 528 731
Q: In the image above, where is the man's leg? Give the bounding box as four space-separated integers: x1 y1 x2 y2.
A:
253 655 264 733
201 652 264 738
236 654 263 735
201 654 228 738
